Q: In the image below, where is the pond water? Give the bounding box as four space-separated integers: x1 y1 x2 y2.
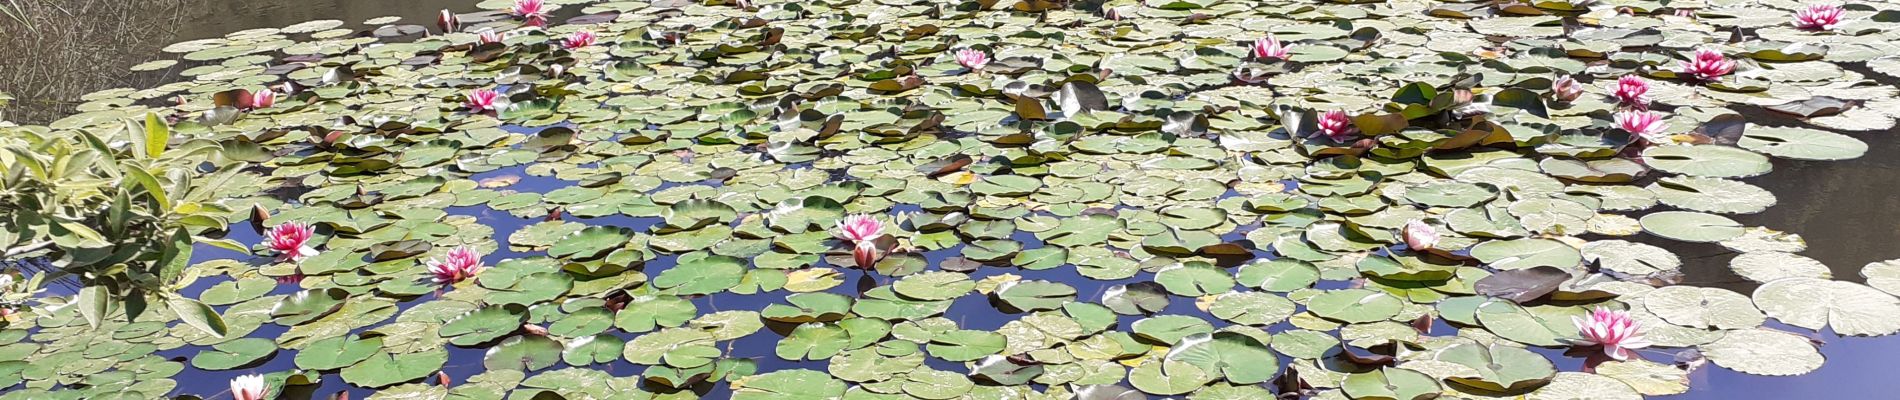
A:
4 0 1900 399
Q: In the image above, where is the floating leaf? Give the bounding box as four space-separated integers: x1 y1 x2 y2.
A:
1165 332 1278 384
1753 278 1900 336
340 349 450 388
1641 145 1773 179
1700 329 1824 376
190 338 276 370
1343 367 1442 400
1639 211 1744 242
1434 342 1556 394
1642 286 1764 330
1471 239 1581 270
1306 289 1403 324
1474 266 1571 303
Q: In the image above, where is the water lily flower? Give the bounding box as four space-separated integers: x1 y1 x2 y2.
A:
477 29 503 45
1552 75 1584 103
836 214 883 242
230 374 268 400
560 31 596 49
1251 35 1291 60
466 89 502 112
1452 88 1475 106
1793 4 1844 30
249 89 276 109
513 0 548 26
853 241 880 269
1610 75 1649 109
264 222 318 263
1316 110 1355 141
1674 8 1698 18
1403 220 1438 251
1104 7 1124 20
437 9 459 33
315 130 345 147
427 246 485 284
955 48 989 70
1679 49 1735 81
1572 308 1652 360
1616 110 1669 144
0 274 14 316
276 273 304 285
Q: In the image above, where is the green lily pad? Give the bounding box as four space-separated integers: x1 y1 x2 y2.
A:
1306 289 1404 324
1641 145 1773 179
654 255 747 295
1433 342 1556 394
439 305 527 346
190 338 276 370
1640 211 1745 242
339 349 448 388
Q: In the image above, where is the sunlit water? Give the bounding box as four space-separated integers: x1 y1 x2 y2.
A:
7 1 1900 399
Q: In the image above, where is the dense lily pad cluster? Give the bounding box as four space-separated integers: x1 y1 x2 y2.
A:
4 0 1900 398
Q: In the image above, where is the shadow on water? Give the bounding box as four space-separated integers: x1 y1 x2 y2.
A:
13 1 1900 399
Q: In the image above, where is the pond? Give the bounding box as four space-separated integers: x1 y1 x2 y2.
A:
2 0 1899 399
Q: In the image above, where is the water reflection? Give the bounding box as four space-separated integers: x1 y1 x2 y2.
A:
1670 113 1900 398
1735 128 1900 281
0 0 465 124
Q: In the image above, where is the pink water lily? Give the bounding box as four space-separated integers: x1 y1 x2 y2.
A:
836 214 883 242
1572 308 1652 361
428 246 485 284
512 0 547 18
477 29 503 45
513 0 549 26
955 48 990 70
1551 75 1583 103
1251 35 1291 60
836 215 885 270
466 89 502 112
249 89 276 109
1793 4 1844 30
561 31 596 49
438 9 459 33
1679 49 1735 81
1403 220 1438 251
264 222 318 263
1616 110 1669 144
1316 110 1355 141
1610 75 1649 109
853 241 881 269
230 374 268 400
